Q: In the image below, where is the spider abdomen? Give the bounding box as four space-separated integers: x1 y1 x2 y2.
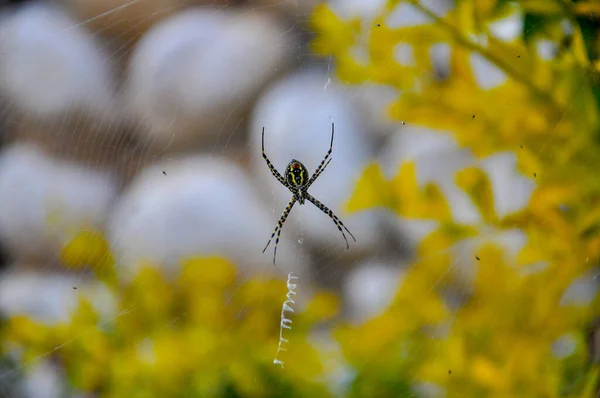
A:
285 159 309 188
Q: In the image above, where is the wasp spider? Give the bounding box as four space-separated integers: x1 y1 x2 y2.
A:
261 123 356 265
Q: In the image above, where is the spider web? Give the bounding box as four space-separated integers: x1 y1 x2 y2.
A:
0 0 596 397
0 0 363 395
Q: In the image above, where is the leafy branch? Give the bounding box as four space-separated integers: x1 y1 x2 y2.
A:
408 0 566 114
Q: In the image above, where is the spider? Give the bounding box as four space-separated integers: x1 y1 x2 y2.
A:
261 122 356 265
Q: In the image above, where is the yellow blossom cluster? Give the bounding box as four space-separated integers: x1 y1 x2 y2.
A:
2 233 337 397
312 0 600 396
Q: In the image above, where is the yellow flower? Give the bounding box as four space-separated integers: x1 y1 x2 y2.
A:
304 292 340 324
59 230 117 287
2 256 333 396
60 230 113 269
314 0 600 395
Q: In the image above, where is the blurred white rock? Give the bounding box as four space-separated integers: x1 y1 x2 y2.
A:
0 144 118 262
479 152 535 217
381 125 458 168
308 331 354 397
19 360 64 398
0 3 117 122
412 382 446 398
108 156 308 280
328 0 387 21
340 83 399 138
343 260 403 323
251 69 381 255
470 52 508 90
488 4 523 42
536 39 559 61
0 269 116 324
386 0 453 28
560 269 600 306
124 7 294 152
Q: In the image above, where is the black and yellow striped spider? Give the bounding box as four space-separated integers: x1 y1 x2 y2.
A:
262 123 356 265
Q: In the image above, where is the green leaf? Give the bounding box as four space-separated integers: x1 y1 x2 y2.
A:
594 78 600 113
523 13 548 43
575 14 600 62
493 0 517 15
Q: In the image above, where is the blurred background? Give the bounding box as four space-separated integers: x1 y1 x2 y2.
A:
0 0 599 396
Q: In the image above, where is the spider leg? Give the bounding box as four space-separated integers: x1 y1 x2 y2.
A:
305 193 356 249
262 127 287 187
307 122 334 188
263 197 296 265
307 158 332 188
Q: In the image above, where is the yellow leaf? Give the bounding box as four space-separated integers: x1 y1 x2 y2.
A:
580 366 600 398
392 161 418 203
471 356 508 390
179 256 237 289
390 161 453 220
336 313 403 363
419 222 479 256
473 245 518 299
70 299 99 327
474 0 499 23
455 167 497 223
574 2 600 15
519 0 563 14
305 292 339 322
345 162 391 213
6 316 47 346
515 147 543 179
517 241 548 267
59 229 114 270
571 24 592 67
309 3 358 56
228 358 261 396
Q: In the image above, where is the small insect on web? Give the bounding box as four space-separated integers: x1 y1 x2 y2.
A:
261 122 356 265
